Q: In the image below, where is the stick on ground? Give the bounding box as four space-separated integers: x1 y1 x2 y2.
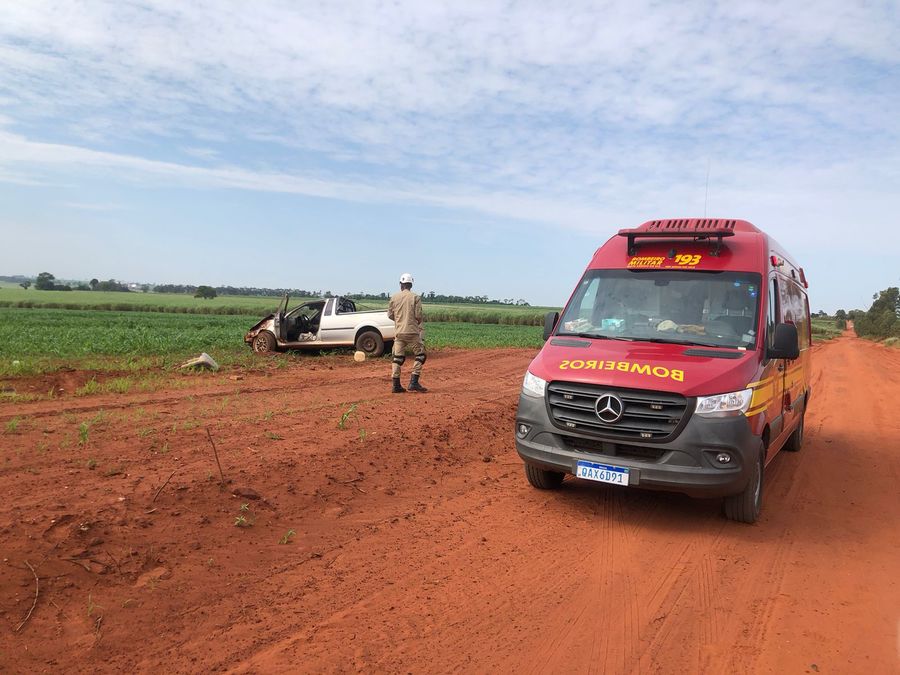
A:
151 469 177 504
206 427 226 485
15 560 39 633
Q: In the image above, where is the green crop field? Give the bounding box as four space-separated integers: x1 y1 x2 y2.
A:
811 317 844 341
0 288 555 325
0 308 542 376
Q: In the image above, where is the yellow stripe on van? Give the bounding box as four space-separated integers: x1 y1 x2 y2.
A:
745 402 770 417
749 384 775 409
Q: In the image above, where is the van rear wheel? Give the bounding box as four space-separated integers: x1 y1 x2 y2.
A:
524 463 565 490
723 446 764 524
783 413 804 452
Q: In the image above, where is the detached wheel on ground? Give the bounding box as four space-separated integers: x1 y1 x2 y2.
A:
783 413 805 452
355 330 385 357
251 331 277 354
524 462 565 489
723 445 764 523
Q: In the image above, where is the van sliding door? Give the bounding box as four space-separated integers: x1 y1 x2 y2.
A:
763 278 785 460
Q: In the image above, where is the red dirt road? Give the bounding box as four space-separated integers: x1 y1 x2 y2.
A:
0 337 898 673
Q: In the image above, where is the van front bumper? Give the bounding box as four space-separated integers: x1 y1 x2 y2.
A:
515 392 761 498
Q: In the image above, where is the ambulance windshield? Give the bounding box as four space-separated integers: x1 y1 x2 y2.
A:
557 270 761 349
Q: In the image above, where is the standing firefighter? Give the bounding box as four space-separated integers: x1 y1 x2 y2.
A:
388 273 427 393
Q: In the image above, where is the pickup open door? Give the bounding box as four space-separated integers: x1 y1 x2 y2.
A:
273 294 289 342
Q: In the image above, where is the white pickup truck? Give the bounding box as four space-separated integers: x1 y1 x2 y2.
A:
244 295 395 356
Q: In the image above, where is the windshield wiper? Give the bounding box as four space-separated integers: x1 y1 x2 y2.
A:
564 333 634 341
644 338 734 348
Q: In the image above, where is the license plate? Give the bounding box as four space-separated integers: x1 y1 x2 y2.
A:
575 460 629 486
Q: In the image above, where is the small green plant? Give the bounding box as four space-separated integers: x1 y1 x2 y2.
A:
107 377 132 394
279 529 296 544
4 417 20 434
78 422 90 446
358 428 367 442
75 378 100 397
234 502 254 527
86 458 98 470
262 410 274 421
266 431 284 440
337 403 358 430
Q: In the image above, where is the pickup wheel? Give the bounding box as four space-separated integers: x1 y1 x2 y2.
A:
723 445 764 524
251 331 277 354
355 330 385 357
524 463 565 490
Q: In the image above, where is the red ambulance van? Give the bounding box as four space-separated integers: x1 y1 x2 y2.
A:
515 219 810 523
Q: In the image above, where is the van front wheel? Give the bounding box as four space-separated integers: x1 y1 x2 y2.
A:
524 463 565 490
783 413 804 452
723 446 764 524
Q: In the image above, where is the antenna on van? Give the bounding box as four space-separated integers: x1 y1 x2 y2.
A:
703 159 711 218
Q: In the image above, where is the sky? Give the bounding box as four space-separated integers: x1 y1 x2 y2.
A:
1 0 898 311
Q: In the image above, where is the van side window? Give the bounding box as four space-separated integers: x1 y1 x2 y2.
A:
801 294 812 349
767 278 778 353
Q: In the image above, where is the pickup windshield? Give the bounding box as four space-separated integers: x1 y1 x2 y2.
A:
556 269 762 349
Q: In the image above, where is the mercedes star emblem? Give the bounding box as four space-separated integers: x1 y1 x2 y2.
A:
595 393 624 423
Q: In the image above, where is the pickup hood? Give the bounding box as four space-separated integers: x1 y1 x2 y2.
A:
529 338 761 397
244 314 274 341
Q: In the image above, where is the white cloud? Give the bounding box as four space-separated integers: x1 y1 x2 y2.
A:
0 0 898 255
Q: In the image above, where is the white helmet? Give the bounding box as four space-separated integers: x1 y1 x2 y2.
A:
399 273 414 284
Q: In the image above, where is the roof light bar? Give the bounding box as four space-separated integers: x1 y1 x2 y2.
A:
618 219 736 256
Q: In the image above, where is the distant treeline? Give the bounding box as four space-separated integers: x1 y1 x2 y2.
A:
154 286 529 305
12 273 531 307
153 284 322 297
852 287 899 340
348 292 530 306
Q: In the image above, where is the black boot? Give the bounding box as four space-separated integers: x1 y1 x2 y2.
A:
408 373 428 393
392 377 406 394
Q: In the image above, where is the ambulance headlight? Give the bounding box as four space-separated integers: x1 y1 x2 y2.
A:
522 371 547 398
695 389 753 416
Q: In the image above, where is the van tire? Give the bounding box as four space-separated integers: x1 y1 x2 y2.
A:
723 446 764 524
783 413 804 452
524 463 565 490
355 330 385 357
251 331 277 354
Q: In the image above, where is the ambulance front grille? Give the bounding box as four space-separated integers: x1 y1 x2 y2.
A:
546 382 690 441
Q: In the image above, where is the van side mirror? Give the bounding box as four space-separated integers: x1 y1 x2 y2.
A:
543 312 559 341
768 323 799 360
